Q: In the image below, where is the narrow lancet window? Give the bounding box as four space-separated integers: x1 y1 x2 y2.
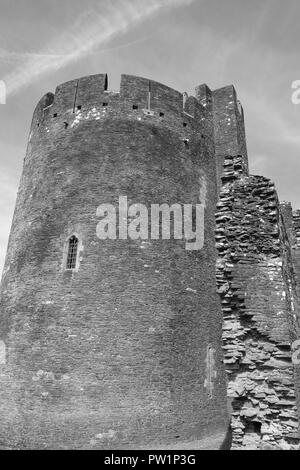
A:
66 236 78 270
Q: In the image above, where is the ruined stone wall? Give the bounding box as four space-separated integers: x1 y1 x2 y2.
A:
216 156 300 449
292 210 300 302
291 210 300 423
3 70 297 451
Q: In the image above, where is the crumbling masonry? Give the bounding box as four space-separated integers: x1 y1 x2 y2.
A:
0 74 299 449
216 156 300 449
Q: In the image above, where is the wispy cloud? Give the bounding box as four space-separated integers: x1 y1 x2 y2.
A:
3 0 194 97
0 48 65 62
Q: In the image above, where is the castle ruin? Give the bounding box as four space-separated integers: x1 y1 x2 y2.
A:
0 74 299 450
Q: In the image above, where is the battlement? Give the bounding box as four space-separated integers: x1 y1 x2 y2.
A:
29 74 248 192
32 74 185 121
29 74 217 151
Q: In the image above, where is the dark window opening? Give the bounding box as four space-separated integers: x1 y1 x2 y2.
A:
64 122 69 129
183 122 187 127
104 74 108 91
159 112 164 117
245 422 262 434
103 102 108 107
252 422 262 433
132 105 138 110
53 113 57 118
77 105 82 110
66 236 78 270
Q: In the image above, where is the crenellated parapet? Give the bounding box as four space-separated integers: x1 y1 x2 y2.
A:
28 75 248 194
29 74 213 149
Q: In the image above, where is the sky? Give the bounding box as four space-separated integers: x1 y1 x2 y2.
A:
0 0 299 274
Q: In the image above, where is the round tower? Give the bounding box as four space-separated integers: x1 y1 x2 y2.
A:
0 74 229 449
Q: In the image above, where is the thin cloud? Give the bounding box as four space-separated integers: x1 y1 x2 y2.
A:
0 48 65 62
0 36 149 64
3 0 195 97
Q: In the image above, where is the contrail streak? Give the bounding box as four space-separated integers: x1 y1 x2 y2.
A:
3 0 195 97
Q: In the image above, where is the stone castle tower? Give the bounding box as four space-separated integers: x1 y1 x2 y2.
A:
0 74 299 450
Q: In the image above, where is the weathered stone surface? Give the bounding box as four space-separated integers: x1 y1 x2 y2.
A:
0 73 299 450
216 156 300 450
0 75 234 450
